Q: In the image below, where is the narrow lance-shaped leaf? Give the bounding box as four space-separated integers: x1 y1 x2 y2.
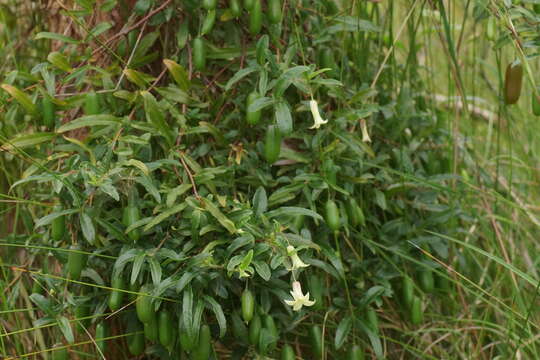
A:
141 91 175 146
1 84 37 116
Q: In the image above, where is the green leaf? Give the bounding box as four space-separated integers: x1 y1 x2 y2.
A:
80 211 96 245
35 32 79 44
148 257 162 285
34 209 78 229
335 317 352 350
203 295 227 338
135 175 161 203
58 316 75 344
275 100 293 135
252 187 267 216
238 249 253 272
47 52 72 72
163 59 190 91
225 66 257 91
253 261 271 281
1 132 56 150
143 203 187 232
247 96 275 113
1 84 38 116
266 207 323 221
141 91 174 146
56 114 121 133
131 252 146 285
201 198 236 234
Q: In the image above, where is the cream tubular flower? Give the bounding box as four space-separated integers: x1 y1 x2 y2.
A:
284 281 316 311
309 100 328 129
360 118 371 142
287 245 309 271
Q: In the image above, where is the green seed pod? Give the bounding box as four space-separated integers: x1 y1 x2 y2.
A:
281 344 295 360
74 304 90 333
193 37 206 72
410 295 423 325
246 92 261 125
230 0 242 17
241 289 255 323
158 310 174 347
122 206 141 242
84 91 100 115
262 314 278 351
51 344 68 360
249 0 262 35
324 199 340 232
193 324 212 360
51 205 66 241
402 276 414 308
244 0 254 10
66 245 86 281
108 276 125 312
201 9 216 36
144 317 159 342
347 344 365 360
345 198 359 228
268 0 282 24
504 61 523 105
231 311 249 344
136 285 155 324
248 313 261 345
202 0 217 10
533 93 540 116
95 322 108 353
366 307 378 333
264 125 281 164
127 321 145 355
418 269 435 293
309 325 323 359
42 95 56 129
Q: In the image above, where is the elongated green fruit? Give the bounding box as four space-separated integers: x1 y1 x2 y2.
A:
244 0 254 10
51 344 68 360
96 322 107 353
230 0 242 17
84 91 100 115
136 285 155 324
309 325 323 359
193 324 211 360
249 0 262 35
158 310 173 347
268 0 282 24
51 205 66 241
281 344 295 360
122 206 141 242
241 289 255 323
366 307 378 332
108 276 125 312
262 314 278 350
347 345 365 360
201 9 216 35
418 269 434 293
193 37 206 72
128 321 145 355
410 295 423 325
533 94 540 116
231 311 249 344
264 125 281 164
144 317 158 342
203 0 217 10
402 276 414 308
42 96 56 129
324 199 340 232
345 198 359 228
504 61 523 105
74 304 90 332
248 313 261 345
246 92 261 125
67 245 86 280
